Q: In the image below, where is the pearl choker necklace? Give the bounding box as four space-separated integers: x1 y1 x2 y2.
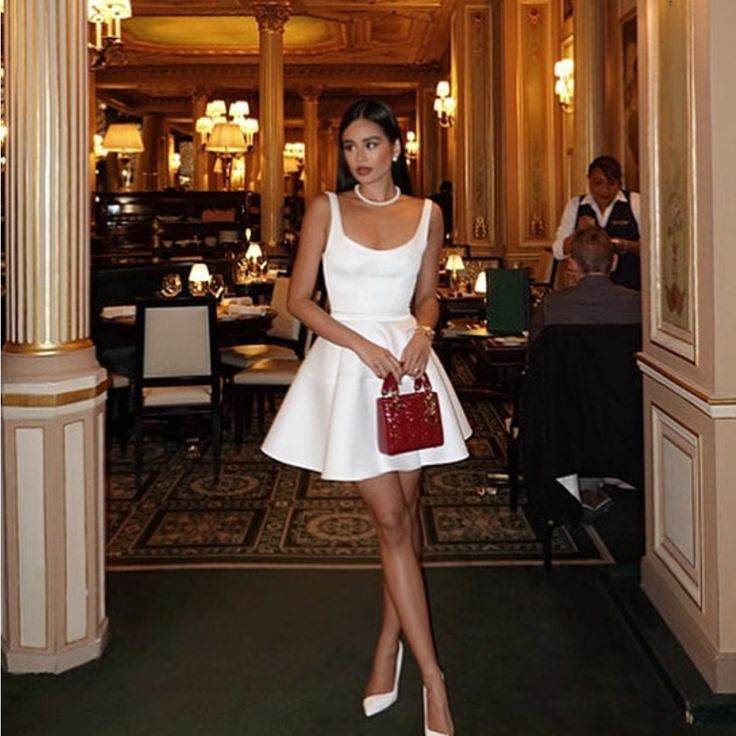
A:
354 184 401 207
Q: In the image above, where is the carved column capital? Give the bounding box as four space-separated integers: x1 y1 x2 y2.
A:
299 85 323 102
253 2 291 34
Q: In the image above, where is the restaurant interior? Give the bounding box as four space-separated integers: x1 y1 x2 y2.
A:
2 0 736 732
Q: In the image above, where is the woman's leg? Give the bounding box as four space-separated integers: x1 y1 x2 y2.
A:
357 471 453 734
364 469 422 697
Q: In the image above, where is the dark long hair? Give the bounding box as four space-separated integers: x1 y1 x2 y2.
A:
335 98 413 196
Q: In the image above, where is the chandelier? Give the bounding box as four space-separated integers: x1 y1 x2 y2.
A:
196 100 260 150
434 81 456 128
283 142 305 173
87 0 132 69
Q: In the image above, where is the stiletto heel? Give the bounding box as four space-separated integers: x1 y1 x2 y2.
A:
362 641 404 717
423 683 451 736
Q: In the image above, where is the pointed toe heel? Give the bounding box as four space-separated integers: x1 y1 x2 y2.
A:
362 641 404 717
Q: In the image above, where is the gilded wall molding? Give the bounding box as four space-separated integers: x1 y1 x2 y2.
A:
516 1 555 248
647 0 697 361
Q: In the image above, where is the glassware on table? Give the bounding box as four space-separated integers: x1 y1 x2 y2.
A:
160 272 183 298
208 273 226 301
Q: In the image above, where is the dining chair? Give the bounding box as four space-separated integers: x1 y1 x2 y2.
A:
513 323 643 570
220 276 303 369
228 325 317 442
225 284 324 442
132 297 221 489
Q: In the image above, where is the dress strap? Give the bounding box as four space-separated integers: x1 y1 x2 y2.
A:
417 198 434 251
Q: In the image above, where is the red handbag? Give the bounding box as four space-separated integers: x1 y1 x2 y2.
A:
377 373 444 455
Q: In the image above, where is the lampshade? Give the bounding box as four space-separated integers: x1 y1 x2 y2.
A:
105 0 132 19
102 123 144 154
229 100 250 118
445 254 465 272
474 271 487 294
206 123 247 155
195 115 214 136
245 242 263 260
206 100 227 119
188 263 211 283
436 80 451 98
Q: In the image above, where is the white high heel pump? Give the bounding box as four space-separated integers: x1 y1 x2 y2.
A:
423 684 451 736
362 641 404 717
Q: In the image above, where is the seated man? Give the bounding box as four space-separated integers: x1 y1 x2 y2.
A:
528 226 642 510
530 226 641 342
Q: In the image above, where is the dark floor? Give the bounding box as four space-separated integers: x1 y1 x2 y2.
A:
3 489 735 736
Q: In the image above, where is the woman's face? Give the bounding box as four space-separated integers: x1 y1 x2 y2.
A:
341 117 400 186
587 167 621 208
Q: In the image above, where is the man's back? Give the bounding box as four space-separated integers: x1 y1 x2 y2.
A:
530 274 640 340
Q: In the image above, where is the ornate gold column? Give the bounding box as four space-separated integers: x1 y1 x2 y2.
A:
449 0 497 250
301 87 321 206
192 87 209 191
254 2 290 248
135 113 166 191
420 85 443 201
319 122 338 193
2 0 109 673
571 0 605 193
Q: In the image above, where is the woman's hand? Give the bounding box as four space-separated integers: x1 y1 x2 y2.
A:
400 331 433 378
354 339 403 382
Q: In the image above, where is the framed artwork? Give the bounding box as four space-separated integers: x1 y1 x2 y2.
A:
621 13 640 192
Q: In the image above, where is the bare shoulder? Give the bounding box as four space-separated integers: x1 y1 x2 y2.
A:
305 192 331 219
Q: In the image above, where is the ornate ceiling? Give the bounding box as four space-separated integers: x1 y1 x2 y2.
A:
96 0 454 126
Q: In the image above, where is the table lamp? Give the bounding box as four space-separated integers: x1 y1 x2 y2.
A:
188 263 211 297
445 254 465 295
244 242 265 278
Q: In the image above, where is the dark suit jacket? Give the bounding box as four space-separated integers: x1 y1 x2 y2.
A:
530 274 640 341
518 324 643 521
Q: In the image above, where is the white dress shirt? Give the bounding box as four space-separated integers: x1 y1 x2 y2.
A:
552 191 641 259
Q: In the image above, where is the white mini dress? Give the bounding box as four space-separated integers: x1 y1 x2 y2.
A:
261 192 472 481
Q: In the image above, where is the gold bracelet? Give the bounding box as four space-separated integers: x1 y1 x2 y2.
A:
414 325 436 340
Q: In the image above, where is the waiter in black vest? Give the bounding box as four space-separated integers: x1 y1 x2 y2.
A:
552 155 641 290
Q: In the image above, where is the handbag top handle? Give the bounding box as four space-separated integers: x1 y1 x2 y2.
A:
381 372 433 396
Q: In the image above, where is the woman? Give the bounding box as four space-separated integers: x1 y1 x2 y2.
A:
262 98 471 735
552 155 641 290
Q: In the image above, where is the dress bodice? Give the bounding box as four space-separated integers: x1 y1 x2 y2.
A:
323 191 432 320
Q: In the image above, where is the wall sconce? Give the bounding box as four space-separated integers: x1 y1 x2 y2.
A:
88 0 133 69
196 99 259 150
187 263 211 297
102 122 144 190
554 58 574 113
434 81 456 128
169 151 181 174
206 123 247 190
405 131 419 161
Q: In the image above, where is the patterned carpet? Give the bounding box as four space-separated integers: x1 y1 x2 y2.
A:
106 363 612 570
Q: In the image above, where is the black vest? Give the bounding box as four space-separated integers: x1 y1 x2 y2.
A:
576 192 641 290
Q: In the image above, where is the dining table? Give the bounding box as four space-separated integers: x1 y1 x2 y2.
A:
94 300 277 378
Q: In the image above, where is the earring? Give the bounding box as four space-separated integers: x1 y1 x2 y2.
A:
392 155 399 162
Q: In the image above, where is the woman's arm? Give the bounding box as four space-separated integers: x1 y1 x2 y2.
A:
400 202 443 376
287 194 403 381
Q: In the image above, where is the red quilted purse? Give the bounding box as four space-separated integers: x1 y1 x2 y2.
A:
377 373 444 455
